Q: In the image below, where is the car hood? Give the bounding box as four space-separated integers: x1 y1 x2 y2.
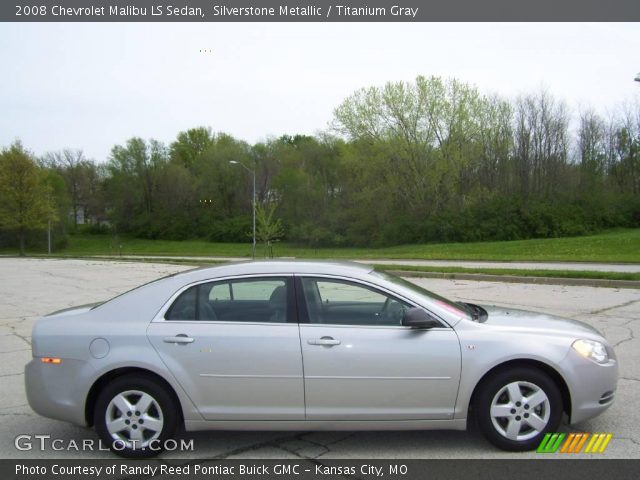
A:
481 305 602 338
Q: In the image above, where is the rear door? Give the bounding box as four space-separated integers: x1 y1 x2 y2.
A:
297 276 461 420
147 275 305 420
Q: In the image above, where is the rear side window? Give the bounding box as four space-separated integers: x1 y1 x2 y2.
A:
165 277 291 323
165 286 197 320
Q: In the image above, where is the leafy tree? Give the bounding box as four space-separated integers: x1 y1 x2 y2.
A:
43 149 98 228
106 137 167 236
192 133 253 240
255 202 284 257
513 90 570 200
0 142 57 254
153 162 196 239
169 127 216 168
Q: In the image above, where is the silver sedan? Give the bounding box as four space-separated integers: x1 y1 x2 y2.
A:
25 261 618 457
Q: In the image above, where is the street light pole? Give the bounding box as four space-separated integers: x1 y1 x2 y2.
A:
229 160 256 259
251 168 256 259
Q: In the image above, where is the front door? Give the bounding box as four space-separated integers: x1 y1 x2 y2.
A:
147 276 304 420
297 276 461 420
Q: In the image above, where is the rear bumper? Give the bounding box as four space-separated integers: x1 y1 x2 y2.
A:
25 358 93 427
560 349 618 424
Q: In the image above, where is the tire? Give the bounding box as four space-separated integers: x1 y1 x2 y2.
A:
474 367 563 451
94 374 178 458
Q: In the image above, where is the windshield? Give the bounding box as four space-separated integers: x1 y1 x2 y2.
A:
371 269 472 320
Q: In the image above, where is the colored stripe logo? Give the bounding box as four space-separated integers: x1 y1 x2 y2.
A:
537 433 612 454
537 433 566 453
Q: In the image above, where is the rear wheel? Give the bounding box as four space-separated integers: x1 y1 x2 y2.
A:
474 367 563 451
94 374 178 458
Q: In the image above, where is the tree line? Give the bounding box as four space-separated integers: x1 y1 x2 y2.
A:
1 76 639 254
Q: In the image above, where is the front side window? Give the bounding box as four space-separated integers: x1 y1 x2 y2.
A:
371 269 471 320
300 277 410 326
165 277 290 323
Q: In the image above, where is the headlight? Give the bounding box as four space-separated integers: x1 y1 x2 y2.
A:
572 339 609 364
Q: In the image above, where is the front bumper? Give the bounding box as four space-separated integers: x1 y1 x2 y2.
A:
560 348 618 424
25 357 93 427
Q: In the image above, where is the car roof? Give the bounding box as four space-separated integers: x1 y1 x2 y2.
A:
172 259 375 283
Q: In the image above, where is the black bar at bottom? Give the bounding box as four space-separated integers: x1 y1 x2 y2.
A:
3 459 639 480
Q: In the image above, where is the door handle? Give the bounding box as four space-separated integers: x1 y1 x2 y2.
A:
307 337 341 346
163 334 194 344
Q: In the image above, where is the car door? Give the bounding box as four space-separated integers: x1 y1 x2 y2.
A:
147 275 305 420
297 276 461 420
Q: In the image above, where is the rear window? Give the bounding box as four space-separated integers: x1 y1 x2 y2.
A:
165 277 290 323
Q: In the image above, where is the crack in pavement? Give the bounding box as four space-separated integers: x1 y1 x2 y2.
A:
590 299 640 315
7 328 31 347
0 317 28 326
0 404 29 411
195 433 302 460
616 436 640 447
300 432 360 458
612 325 636 348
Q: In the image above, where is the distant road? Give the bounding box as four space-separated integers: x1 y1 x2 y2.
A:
367 259 640 272
87 255 640 273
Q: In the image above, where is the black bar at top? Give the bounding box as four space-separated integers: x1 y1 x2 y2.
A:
1 0 639 22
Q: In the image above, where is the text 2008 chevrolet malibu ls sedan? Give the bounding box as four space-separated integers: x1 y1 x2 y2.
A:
25 261 618 457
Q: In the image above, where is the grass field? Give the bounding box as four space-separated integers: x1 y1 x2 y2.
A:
9 228 638 263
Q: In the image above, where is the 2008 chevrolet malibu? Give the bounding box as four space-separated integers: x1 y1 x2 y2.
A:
25 261 618 457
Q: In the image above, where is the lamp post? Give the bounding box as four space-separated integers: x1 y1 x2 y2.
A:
229 160 256 259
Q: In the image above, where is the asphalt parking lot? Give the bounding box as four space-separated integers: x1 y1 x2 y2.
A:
1 258 638 459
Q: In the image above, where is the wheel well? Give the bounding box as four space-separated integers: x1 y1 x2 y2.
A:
85 367 184 428
468 359 572 420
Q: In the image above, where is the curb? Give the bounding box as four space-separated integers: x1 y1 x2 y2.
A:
387 270 640 289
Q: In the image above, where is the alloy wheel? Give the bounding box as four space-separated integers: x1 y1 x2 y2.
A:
105 389 164 449
489 381 551 441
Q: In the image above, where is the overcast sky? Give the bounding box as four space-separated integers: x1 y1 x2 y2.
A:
1 22 639 162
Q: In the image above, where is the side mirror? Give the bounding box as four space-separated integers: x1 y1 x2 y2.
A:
402 307 440 329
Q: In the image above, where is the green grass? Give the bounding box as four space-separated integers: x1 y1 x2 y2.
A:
373 264 640 282
4 228 640 263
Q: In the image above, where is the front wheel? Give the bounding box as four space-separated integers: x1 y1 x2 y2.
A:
474 367 563 451
94 374 178 458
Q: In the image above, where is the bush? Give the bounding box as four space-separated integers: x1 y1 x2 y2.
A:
78 223 112 235
207 216 252 243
